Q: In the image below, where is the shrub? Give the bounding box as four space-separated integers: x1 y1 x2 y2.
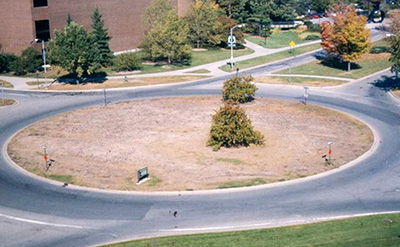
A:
307 23 321 32
304 34 320 40
207 101 264 151
0 52 17 73
10 47 41 75
222 75 258 103
112 52 142 71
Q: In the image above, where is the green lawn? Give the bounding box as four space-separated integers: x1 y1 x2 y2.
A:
256 76 347 87
104 213 400 247
275 42 392 79
245 31 320 49
220 43 321 72
0 80 14 88
15 48 253 79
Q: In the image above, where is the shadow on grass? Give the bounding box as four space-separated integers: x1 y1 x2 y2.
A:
316 55 362 71
58 71 107 84
371 75 400 92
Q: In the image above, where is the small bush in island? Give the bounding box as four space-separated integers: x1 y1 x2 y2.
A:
222 75 257 103
112 52 142 72
208 101 264 151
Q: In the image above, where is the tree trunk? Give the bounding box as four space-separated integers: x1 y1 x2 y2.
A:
168 56 171 65
197 40 200 49
348 62 351 72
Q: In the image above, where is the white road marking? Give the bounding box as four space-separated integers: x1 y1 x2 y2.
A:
160 211 400 232
5 93 27 97
0 213 90 229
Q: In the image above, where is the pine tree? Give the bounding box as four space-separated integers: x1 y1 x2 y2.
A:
67 12 73 25
91 7 113 66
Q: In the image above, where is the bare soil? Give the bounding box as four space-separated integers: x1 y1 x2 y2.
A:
0 98 16 107
8 96 373 191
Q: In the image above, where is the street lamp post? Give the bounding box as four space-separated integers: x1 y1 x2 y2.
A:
32 39 48 89
229 24 244 71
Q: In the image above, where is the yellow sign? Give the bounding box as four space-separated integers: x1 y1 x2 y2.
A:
289 40 295 48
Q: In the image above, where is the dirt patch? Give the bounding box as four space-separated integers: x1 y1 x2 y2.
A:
0 98 16 107
8 96 373 191
38 76 208 90
393 90 400 99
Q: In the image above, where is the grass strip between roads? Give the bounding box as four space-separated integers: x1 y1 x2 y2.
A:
220 43 321 72
0 80 14 88
30 76 209 90
255 76 347 87
275 41 392 79
245 31 320 49
104 213 400 247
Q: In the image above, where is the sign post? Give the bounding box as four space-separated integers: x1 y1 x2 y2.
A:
328 141 333 163
137 167 149 184
304 87 309 105
1 82 4 106
289 40 295 84
228 33 236 70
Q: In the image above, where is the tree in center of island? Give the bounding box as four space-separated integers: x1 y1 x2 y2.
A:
208 75 264 151
320 3 371 72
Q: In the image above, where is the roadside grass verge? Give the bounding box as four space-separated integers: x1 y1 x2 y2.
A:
15 48 253 79
275 41 392 79
184 69 211 74
0 98 16 107
0 80 14 88
103 213 400 247
220 43 321 72
217 178 266 189
38 76 209 90
245 30 320 49
255 76 347 87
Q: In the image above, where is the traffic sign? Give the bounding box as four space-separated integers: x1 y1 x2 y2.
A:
228 34 236 47
289 40 295 48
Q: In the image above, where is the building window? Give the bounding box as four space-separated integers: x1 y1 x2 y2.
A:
35 20 50 41
33 0 48 8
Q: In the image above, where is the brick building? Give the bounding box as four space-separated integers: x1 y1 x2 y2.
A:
0 0 192 54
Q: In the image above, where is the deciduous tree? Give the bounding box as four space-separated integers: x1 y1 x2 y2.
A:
91 7 113 66
320 4 371 71
142 0 175 33
185 0 224 48
48 22 101 78
389 33 400 78
140 10 191 64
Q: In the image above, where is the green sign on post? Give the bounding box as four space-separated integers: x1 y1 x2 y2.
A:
137 167 149 183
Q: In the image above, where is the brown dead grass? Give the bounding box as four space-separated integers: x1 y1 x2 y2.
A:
393 90 400 99
8 96 373 191
41 76 208 90
0 99 16 107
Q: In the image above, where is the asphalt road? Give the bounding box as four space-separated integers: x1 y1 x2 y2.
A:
1 45 400 246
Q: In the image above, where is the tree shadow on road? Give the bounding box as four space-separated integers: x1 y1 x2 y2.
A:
371 75 400 92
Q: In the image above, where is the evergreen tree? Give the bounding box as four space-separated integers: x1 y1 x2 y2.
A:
216 0 249 23
247 0 273 39
48 22 101 78
320 4 371 71
185 0 224 48
91 7 113 66
67 12 73 25
140 10 191 64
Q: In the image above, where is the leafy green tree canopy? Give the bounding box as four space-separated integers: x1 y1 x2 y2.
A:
389 32 400 77
140 9 191 64
48 22 101 78
10 47 41 75
91 7 113 66
142 0 175 33
185 0 225 48
208 101 264 151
